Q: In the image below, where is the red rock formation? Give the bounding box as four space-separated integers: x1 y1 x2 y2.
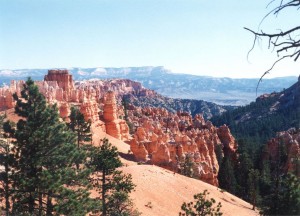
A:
264 128 300 176
217 125 238 158
103 91 129 141
152 144 171 165
128 107 237 186
44 69 74 92
0 71 132 140
80 101 100 123
130 138 148 161
0 80 25 111
59 102 70 120
0 88 14 111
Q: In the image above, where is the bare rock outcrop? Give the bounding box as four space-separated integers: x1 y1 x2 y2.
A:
103 91 129 141
0 70 132 141
264 128 300 176
44 69 74 92
217 125 238 158
130 138 148 161
80 101 100 123
0 88 14 111
152 144 171 165
0 80 24 111
128 107 238 186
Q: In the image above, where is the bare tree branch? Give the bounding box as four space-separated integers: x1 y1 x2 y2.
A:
256 55 293 94
245 0 300 90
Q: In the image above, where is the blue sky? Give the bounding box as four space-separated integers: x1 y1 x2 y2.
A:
0 0 299 78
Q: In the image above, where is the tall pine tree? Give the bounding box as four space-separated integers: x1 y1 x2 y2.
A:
218 156 237 194
68 106 92 148
89 138 136 216
5 78 96 215
247 169 260 210
0 115 15 215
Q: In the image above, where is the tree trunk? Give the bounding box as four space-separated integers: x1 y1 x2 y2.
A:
39 189 43 215
28 192 35 214
4 157 10 216
102 169 106 216
46 191 53 216
77 128 80 149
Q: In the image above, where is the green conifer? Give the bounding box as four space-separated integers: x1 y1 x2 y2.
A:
179 190 222 216
6 78 95 215
68 106 92 148
0 115 14 215
218 156 237 194
89 138 136 216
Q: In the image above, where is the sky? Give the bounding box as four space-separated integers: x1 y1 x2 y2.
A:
0 0 299 78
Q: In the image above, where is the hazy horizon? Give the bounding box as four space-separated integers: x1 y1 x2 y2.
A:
0 66 299 80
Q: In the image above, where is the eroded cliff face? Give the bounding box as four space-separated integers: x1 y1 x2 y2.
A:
0 80 24 111
0 70 130 141
44 69 74 91
103 91 129 140
127 107 238 186
264 128 300 176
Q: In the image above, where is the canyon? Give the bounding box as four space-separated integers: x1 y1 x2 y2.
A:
1 70 298 185
0 69 263 215
0 69 238 186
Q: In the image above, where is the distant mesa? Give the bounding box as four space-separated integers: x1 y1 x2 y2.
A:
47 69 70 74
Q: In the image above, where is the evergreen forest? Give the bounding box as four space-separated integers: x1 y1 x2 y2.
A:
211 84 300 215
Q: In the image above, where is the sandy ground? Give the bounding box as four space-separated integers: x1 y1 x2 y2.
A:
122 165 258 216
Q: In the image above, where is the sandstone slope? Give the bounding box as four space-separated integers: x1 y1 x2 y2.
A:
89 123 258 216
122 164 258 216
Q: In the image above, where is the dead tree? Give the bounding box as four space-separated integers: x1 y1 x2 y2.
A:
245 0 300 89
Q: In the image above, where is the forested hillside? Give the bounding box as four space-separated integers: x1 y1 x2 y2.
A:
211 77 300 148
210 77 300 215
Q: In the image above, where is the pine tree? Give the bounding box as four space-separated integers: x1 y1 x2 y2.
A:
247 169 260 210
68 106 93 170
218 156 237 194
68 106 92 148
6 78 95 215
260 136 298 215
179 153 195 178
179 190 222 216
235 150 253 200
122 96 129 122
259 160 272 198
261 173 300 215
89 138 137 216
279 173 300 215
122 96 134 134
0 115 14 215
214 144 223 166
